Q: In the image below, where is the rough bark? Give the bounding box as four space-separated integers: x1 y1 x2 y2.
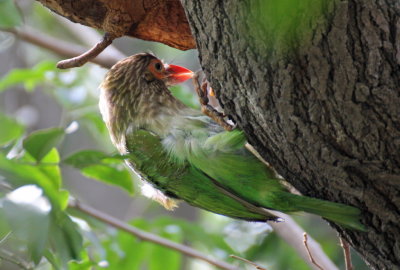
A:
35 0 195 50
181 0 400 269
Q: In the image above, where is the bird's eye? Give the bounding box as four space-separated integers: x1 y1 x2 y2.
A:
154 62 163 71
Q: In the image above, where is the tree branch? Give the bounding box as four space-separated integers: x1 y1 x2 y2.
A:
0 249 32 270
56 32 117 69
340 238 353 270
303 233 325 270
230 255 267 270
68 199 239 270
1 28 119 69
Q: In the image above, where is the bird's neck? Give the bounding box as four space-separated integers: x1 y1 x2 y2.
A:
99 84 187 151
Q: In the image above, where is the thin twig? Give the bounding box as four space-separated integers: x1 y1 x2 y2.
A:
340 238 353 270
0 249 32 270
54 15 126 60
230 255 267 270
1 28 120 68
303 233 325 270
267 211 338 270
68 199 238 270
56 32 116 69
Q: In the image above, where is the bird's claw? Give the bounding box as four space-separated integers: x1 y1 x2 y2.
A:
192 72 235 131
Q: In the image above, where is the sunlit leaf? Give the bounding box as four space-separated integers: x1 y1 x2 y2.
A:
0 0 22 27
39 148 63 188
0 113 24 146
23 127 65 162
81 164 133 194
0 61 57 92
56 190 70 211
68 248 95 270
0 153 66 209
3 185 51 264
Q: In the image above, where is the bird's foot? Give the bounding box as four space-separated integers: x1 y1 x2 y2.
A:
193 72 235 131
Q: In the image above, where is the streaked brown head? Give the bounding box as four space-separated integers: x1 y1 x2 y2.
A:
99 53 193 147
102 53 193 95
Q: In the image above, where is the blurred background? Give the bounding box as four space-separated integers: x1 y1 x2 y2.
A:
0 1 368 269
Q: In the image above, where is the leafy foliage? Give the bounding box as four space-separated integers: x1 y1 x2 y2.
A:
64 150 134 194
23 128 65 162
0 113 24 146
0 148 82 269
0 61 58 92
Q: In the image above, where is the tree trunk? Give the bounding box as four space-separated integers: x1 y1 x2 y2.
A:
181 0 400 269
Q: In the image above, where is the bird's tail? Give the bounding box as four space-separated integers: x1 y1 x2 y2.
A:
275 192 366 231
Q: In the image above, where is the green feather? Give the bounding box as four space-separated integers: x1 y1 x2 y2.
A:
124 116 365 231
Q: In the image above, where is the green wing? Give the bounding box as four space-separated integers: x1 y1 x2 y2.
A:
164 125 286 209
164 122 364 230
125 128 276 221
126 126 364 230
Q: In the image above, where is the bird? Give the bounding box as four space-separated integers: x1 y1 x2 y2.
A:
98 52 364 231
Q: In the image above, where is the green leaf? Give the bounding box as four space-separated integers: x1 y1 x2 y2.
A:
36 148 69 209
81 113 108 136
63 150 109 169
81 164 134 194
0 61 57 92
44 250 61 270
0 152 66 209
57 190 70 211
49 213 83 269
0 0 22 27
23 127 65 162
68 249 95 270
39 148 62 187
3 185 51 264
0 113 24 146
63 150 133 194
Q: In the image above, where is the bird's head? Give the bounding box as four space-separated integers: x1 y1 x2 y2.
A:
142 54 194 87
103 53 193 91
99 53 194 142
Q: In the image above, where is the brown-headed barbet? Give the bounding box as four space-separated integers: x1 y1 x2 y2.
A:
99 53 364 231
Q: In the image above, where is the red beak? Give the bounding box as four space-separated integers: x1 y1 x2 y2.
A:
165 64 194 85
